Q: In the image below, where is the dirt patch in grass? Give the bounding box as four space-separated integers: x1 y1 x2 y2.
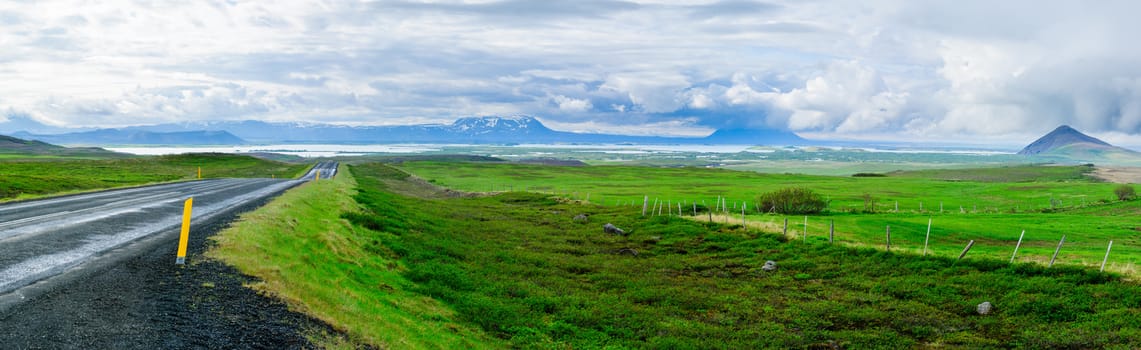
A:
1091 166 1141 183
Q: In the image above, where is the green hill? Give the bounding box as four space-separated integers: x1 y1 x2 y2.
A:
0 134 125 159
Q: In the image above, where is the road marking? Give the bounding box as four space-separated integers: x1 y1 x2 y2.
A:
0 179 300 294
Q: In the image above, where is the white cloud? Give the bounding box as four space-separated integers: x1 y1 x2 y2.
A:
601 72 690 114
719 61 912 133
1 0 1141 142
541 117 713 137
552 95 593 112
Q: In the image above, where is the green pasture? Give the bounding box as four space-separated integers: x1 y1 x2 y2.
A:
398 162 1109 211
0 153 308 200
398 161 1141 274
320 162 1141 348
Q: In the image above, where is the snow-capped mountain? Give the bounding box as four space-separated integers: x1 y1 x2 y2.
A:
449 115 542 134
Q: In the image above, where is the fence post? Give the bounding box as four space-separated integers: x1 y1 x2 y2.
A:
1101 240 1114 272
923 218 932 256
741 204 746 228
1049 235 1066 268
885 225 891 251
828 220 834 243
803 216 808 243
783 218 788 237
958 240 976 260
642 196 648 217
1010 230 1025 263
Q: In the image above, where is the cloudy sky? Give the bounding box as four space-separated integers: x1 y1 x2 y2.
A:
2 0 1141 145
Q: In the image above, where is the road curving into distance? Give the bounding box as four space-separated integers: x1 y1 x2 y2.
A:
0 161 338 307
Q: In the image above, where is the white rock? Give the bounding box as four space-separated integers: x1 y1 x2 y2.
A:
977 301 993 315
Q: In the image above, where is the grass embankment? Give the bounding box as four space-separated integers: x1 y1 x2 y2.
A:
332 162 1141 348
399 162 1141 273
209 165 501 349
0 153 308 200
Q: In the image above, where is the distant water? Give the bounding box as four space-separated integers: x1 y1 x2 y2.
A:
106 144 444 158
107 143 1013 158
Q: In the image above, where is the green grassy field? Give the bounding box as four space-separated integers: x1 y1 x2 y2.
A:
201 160 1141 348
396 161 1141 274
398 162 1109 210
345 163 1141 348
0 153 308 200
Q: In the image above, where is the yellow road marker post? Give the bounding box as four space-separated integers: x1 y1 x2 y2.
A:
316 170 321 182
176 197 194 265
197 167 201 179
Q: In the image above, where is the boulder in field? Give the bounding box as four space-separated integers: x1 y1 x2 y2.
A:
977 301 993 315
603 223 626 236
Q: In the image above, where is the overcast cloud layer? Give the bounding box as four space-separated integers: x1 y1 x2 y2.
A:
2 0 1140 144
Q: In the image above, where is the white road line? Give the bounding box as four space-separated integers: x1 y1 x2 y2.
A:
0 180 273 241
0 179 301 294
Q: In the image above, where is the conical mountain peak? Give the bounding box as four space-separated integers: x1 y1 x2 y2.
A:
1018 125 1112 155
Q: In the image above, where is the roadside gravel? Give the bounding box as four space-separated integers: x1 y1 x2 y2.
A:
0 196 336 349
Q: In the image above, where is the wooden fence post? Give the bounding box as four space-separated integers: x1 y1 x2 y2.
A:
828 220 834 243
803 216 808 243
741 203 746 228
642 195 648 217
958 240 976 260
923 218 932 256
885 225 891 251
1101 240 1114 272
783 218 788 237
1049 235 1066 268
1010 230 1025 263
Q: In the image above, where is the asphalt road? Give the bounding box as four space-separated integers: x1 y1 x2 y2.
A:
0 161 340 348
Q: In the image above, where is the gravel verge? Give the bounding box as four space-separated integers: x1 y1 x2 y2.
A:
0 194 337 349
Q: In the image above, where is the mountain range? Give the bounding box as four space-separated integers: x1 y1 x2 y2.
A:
14 129 246 145
3 115 808 146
